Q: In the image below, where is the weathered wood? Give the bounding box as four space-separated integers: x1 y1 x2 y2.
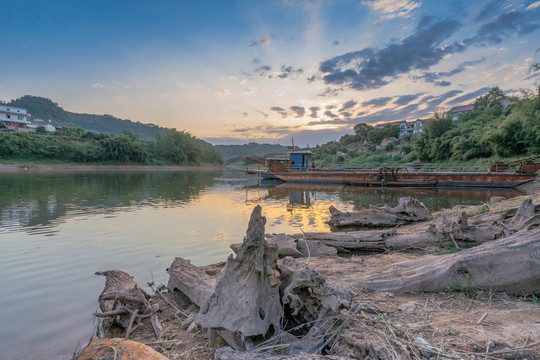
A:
279 258 353 325
328 197 432 228
356 227 540 295
232 234 303 258
166 257 216 307
95 270 150 329
197 206 283 346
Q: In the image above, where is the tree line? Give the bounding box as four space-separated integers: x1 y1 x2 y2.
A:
0 127 223 165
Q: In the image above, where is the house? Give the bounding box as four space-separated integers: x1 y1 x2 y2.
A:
398 119 428 138
449 104 474 120
0 105 31 130
28 119 57 132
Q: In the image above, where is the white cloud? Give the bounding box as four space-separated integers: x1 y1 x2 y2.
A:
92 83 104 88
526 1 540 10
215 89 231 97
363 0 421 19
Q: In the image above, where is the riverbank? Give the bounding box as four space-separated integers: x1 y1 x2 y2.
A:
0 163 224 172
79 192 540 360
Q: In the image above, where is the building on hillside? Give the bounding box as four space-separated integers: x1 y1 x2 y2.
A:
448 104 474 120
381 137 398 147
28 119 57 132
0 105 31 130
398 119 428 138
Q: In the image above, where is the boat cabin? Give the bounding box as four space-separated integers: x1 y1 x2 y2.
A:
288 150 312 171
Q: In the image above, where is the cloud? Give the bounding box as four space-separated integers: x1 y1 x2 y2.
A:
474 0 504 22
270 106 288 118
340 100 357 112
242 112 249 117
256 110 269 118
363 0 420 19
215 89 231 97
446 87 490 105
318 87 342 97
474 10 540 45
393 93 422 106
414 58 485 86
290 106 305 118
527 1 540 10
255 65 272 76
362 97 392 107
273 65 304 79
309 107 320 118
92 83 105 88
319 18 463 91
420 90 463 108
324 110 338 118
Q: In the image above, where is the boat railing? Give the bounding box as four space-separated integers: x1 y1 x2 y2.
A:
314 162 523 173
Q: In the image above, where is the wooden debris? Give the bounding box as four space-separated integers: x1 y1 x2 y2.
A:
196 205 283 349
356 227 540 295
328 197 432 228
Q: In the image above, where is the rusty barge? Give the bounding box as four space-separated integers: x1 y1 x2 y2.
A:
246 152 538 188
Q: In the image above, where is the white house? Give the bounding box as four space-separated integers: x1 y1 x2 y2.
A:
28 119 57 132
0 105 31 130
449 104 474 120
398 119 428 138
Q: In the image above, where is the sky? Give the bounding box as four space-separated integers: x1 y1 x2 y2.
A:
1 0 540 146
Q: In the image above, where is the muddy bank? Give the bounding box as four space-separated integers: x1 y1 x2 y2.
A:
77 194 540 360
0 163 224 172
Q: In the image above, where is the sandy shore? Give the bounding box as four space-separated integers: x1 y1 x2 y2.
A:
0 163 224 172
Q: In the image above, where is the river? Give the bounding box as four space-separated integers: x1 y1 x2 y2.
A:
0 168 522 359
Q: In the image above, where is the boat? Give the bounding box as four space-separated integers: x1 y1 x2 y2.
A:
247 152 538 189
346 178 438 188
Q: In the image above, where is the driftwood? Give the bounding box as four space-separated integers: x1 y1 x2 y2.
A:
297 199 540 253
95 270 151 330
328 197 432 228
167 257 216 307
231 233 304 258
280 258 353 325
356 227 540 295
196 205 283 349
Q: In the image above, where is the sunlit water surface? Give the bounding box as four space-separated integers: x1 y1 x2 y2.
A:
0 168 522 359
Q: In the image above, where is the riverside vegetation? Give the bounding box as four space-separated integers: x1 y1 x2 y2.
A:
311 86 540 166
0 126 223 165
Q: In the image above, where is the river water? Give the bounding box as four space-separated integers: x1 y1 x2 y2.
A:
0 168 522 359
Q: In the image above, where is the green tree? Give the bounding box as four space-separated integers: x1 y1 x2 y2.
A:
353 123 373 143
474 86 506 111
35 126 47 134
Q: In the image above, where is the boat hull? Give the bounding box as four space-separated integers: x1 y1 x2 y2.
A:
346 178 438 188
274 171 535 188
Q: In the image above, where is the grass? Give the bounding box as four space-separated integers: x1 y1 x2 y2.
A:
466 205 490 217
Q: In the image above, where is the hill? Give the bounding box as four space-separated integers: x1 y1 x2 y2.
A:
215 142 288 165
4 95 170 139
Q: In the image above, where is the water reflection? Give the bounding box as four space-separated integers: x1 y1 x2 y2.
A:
0 170 223 234
256 182 522 213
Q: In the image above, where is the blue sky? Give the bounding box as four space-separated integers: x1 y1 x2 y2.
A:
1 0 539 146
